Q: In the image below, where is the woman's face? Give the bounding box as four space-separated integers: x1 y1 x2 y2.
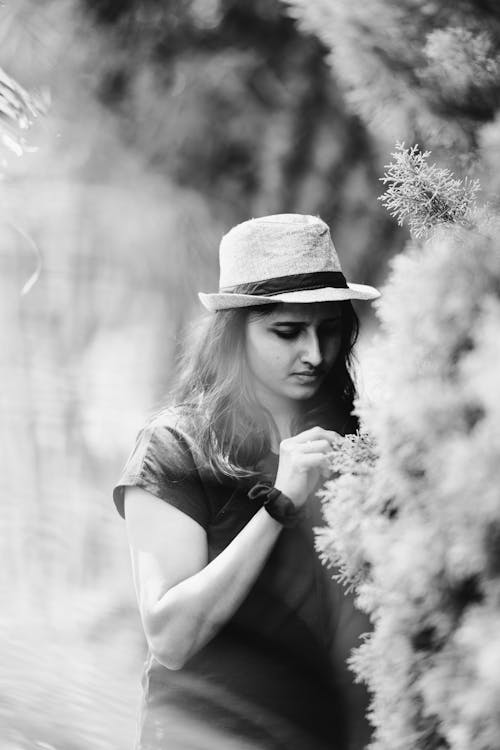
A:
245 302 342 410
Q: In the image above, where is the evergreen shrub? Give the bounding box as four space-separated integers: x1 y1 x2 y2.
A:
317 145 500 750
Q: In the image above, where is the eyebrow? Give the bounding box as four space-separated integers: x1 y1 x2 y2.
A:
270 316 342 326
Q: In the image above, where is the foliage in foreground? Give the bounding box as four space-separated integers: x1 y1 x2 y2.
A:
317 147 500 750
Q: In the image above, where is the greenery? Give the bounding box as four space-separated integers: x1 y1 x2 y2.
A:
283 0 500 159
281 1 500 748
0 65 48 166
4 0 500 748
379 143 480 238
318 161 500 749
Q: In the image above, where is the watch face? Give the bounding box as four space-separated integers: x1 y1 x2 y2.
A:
268 493 301 527
247 482 303 527
277 494 296 517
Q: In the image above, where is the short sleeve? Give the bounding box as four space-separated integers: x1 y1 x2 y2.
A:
112 418 210 530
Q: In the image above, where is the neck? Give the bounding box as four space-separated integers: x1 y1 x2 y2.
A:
252 387 303 448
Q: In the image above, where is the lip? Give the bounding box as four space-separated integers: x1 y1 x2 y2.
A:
291 372 320 383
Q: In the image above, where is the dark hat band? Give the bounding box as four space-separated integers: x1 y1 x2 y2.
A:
221 271 348 297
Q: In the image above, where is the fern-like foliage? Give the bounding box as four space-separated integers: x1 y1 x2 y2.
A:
316 432 380 590
379 143 480 238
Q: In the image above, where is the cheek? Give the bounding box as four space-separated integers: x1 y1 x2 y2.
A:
323 335 342 366
246 334 290 376
246 333 275 373
258 342 288 372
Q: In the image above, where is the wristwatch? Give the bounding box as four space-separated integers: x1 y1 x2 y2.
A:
247 482 305 528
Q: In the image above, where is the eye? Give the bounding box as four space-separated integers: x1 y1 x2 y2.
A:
271 326 301 340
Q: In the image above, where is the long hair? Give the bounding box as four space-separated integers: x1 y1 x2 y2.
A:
162 300 360 482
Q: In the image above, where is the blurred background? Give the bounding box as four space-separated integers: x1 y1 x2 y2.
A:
4 0 499 748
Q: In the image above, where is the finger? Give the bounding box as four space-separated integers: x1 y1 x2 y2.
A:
295 452 330 469
299 439 331 454
319 463 332 479
294 427 339 443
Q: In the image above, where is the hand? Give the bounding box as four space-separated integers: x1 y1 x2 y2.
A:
274 426 338 508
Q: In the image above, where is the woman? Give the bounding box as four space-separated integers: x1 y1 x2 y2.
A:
113 214 380 750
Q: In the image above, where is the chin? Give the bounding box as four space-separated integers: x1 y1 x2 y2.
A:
287 385 320 400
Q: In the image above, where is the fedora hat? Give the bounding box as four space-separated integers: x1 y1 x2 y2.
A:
199 214 380 311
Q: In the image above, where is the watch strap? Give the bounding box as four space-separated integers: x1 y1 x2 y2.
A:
248 482 304 527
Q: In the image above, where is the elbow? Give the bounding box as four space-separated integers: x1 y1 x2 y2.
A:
142 608 194 671
140 583 220 670
151 643 187 671
146 629 190 671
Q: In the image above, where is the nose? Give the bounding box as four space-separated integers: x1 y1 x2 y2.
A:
300 329 322 367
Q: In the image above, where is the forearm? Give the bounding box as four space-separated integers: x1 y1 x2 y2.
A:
147 506 282 668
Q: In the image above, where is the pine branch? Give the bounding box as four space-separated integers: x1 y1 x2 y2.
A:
379 142 480 239
327 430 379 476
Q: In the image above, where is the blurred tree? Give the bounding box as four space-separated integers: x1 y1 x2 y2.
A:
283 0 500 163
78 0 401 284
0 3 402 746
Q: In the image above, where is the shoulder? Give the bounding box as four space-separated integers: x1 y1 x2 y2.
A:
133 405 206 476
113 405 210 522
142 406 206 465
147 404 202 439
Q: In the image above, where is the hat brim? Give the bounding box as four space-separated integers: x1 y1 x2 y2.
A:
198 283 380 312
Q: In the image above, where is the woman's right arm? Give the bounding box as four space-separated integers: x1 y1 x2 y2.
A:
124 425 336 670
125 487 282 670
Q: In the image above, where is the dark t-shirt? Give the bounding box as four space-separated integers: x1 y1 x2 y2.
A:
113 410 371 750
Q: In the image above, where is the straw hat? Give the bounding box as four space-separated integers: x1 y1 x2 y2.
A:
199 214 380 311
